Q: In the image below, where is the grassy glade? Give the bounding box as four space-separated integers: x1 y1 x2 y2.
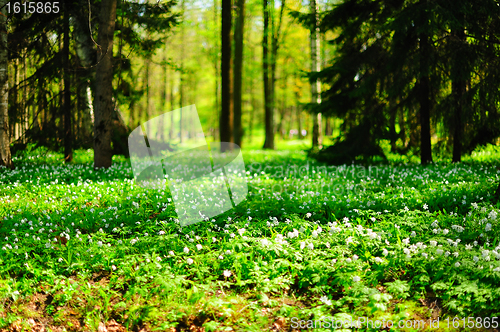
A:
0 144 500 331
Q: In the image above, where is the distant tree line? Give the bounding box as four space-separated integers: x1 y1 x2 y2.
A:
4 0 496 170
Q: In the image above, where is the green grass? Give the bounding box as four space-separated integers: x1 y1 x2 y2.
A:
1 144 500 331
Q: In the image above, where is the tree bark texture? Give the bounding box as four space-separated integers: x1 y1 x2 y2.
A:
94 0 117 168
310 0 322 148
418 0 433 164
64 1 73 163
233 0 245 147
220 0 233 148
0 0 13 169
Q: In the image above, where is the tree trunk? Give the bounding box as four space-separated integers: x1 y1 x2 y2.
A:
74 4 95 146
77 82 93 145
0 0 13 169
389 100 397 153
398 107 406 149
233 0 245 147
249 49 256 142
93 0 117 168
22 56 27 144
128 99 136 129
263 0 284 149
11 59 18 142
160 46 168 142
63 1 73 163
293 73 303 139
179 70 183 143
169 71 174 139
269 6 281 140
262 0 273 149
213 0 220 141
277 74 287 139
418 0 432 164
324 116 331 136
145 59 151 120
42 80 47 132
249 88 255 141
310 0 322 149
451 24 466 163
38 76 45 132
179 0 185 143
220 0 233 148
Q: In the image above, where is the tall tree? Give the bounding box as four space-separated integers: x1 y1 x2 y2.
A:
94 0 117 168
0 0 13 169
179 0 185 144
449 4 468 163
418 0 433 164
213 0 220 140
451 27 466 163
233 0 245 147
220 0 233 147
63 1 73 163
262 0 273 149
310 0 322 148
263 0 285 149
74 1 96 147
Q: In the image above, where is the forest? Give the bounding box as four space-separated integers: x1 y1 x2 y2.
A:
1 0 500 331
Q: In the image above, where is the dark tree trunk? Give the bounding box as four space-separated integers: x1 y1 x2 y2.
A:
38 76 45 132
63 1 73 163
145 60 149 119
213 0 220 141
262 0 273 149
233 0 245 147
93 0 117 168
263 0 284 149
128 100 136 129
418 4 433 165
452 24 466 163
220 0 233 148
310 0 322 148
11 59 18 142
0 0 13 169
398 108 406 149
389 101 397 153
42 79 47 132
22 57 27 144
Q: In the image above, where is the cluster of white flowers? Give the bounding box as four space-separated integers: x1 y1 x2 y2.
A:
451 225 464 232
287 229 299 239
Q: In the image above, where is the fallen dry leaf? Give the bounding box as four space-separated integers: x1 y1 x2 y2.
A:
98 321 108 332
106 320 126 332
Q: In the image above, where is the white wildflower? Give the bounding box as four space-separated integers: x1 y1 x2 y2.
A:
319 296 332 306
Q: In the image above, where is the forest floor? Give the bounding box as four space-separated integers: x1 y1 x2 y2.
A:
1 143 500 331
